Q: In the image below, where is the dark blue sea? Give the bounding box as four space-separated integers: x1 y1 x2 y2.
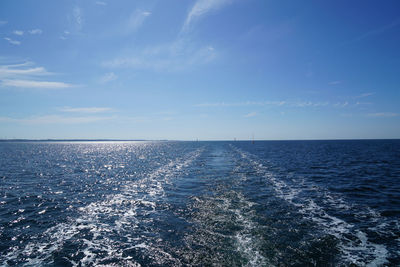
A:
0 140 399 266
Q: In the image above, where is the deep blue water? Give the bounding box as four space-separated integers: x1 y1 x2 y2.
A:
0 140 399 266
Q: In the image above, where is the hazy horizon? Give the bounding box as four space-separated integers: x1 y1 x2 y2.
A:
1 0 400 140
0 138 399 142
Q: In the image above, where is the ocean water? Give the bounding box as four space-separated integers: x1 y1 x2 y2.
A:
0 140 399 266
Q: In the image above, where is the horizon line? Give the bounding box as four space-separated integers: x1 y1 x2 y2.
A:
0 138 399 142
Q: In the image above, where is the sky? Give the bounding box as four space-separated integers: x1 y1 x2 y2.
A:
0 0 399 140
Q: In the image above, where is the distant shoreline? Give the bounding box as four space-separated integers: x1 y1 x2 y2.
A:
0 138 399 142
0 139 151 142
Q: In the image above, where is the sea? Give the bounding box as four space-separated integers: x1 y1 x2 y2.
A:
0 140 399 266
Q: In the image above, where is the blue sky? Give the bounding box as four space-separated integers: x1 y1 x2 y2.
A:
0 0 399 140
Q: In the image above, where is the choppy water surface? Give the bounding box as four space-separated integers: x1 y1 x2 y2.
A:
0 140 399 266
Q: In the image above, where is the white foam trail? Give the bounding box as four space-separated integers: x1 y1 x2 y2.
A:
229 164 270 266
231 145 390 266
1 148 204 266
191 191 270 266
233 196 269 266
187 149 270 266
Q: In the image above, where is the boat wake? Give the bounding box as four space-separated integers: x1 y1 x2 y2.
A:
1 148 204 266
231 145 393 266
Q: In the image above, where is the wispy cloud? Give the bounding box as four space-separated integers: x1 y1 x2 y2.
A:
195 101 286 107
333 101 349 108
4 37 21 45
355 92 374 98
243 112 257 118
0 63 48 77
0 115 113 125
367 112 399 118
196 100 352 109
103 39 216 71
59 107 114 113
0 61 74 89
355 101 372 106
13 30 24 36
60 31 70 40
95 1 107 5
293 101 329 107
73 6 83 31
103 1 227 72
183 0 232 31
124 9 151 34
0 114 154 125
99 72 117 83
1 79 73 89
0 21 7 26
29 29 42 35
353 18 400 42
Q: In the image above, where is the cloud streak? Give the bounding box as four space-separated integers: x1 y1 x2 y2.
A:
243 112 257 118
0 61 74 89
195 101 286 107
4 37 21 45
333 102 349 108
1 79 73 89
354 18 400 42
367 112 399 118
196 100 353 108
100 72 117 83
29 29 42 35
0 62 50 78
13 30 24 36
183 0 232 31
355 92 374 98
60 31 70 40
0 115 113 124
124 9 151 34
73 6 83 31
102 1 229 72
59 107 114 113
103 39 216 71
0 114 153 125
